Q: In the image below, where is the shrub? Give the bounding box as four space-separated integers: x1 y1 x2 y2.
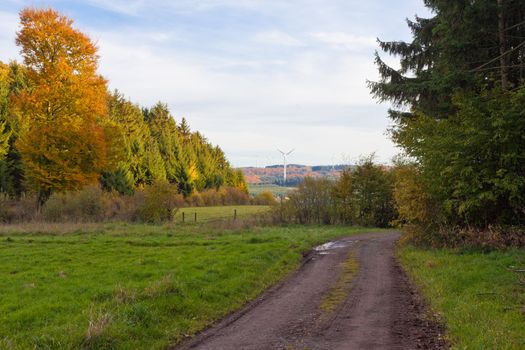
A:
0 194 37 223
276 177 336 224
137 181 183 223
221 186 250 205
400 225 525 249
252 191 277 205
188 187 250 207
41 194 66 222
187 192 204 207
350 155 396 227
199 189 221 206
332 169 353 224
110 191 145 222
42 185 110 222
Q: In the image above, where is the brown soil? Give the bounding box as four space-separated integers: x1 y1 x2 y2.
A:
174 231 447 350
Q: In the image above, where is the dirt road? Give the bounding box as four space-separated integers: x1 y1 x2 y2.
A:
176 231 446 350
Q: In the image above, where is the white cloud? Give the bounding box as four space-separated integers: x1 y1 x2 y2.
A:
312 32 377 50
170 0 267 11
254 30 303 47
97 32 378 109
0 11 20 62
84 0 147 16
84 0 272 16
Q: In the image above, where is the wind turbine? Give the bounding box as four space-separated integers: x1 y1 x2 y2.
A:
277 149 294 185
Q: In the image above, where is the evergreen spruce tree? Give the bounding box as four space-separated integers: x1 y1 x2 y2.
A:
370 0 525 121
372 0 525 228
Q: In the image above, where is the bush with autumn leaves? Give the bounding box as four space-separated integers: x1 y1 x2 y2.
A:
0 8 248 221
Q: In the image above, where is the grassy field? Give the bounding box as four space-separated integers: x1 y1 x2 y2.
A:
175 205 270 223
248 184 295 197
399 246 525 349
0 223 373 349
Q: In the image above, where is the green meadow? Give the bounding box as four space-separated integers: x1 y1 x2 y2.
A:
175 205 270 223
0 224 371 349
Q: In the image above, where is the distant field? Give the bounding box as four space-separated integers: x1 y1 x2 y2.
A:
399 246 525 349
248 184 295 196
0 223 373 349
176 205 270 223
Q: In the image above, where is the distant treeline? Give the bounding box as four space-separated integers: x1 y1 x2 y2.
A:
263 164 349 171
242 164 348 186
0 8 247 205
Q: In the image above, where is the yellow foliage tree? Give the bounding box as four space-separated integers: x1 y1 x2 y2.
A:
392 162 439 228
12 8 112 203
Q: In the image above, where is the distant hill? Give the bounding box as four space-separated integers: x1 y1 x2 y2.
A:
240 164 352 186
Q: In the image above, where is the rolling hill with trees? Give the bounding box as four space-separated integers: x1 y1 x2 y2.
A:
241 164 349 186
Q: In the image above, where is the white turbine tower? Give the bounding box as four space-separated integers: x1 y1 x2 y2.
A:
277 149 294 185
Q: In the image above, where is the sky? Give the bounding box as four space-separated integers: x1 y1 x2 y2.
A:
0 0 431 167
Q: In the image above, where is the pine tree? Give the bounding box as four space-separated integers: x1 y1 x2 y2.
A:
369 0 525 121
104 90 158 191
145 102 181 184
143 139 167 184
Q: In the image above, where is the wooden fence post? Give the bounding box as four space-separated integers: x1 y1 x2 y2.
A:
182 212 185 223
194 212 197 222
234 209 237 221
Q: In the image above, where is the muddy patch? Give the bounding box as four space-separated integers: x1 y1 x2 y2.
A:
314 239 355 255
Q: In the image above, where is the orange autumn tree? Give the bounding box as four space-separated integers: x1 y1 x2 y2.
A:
13 8 113 204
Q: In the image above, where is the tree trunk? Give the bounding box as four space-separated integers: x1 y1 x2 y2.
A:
520 5 525 84
497 0 510 89
36 188 51 212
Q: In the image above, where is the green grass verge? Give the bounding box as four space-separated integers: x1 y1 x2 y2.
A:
0 224 373 349
398 245 525 349
175 205 270 223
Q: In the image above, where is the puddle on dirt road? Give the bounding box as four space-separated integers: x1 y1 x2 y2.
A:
314 240 355 255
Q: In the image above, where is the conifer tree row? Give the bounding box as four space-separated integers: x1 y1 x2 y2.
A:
0 8 246 201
